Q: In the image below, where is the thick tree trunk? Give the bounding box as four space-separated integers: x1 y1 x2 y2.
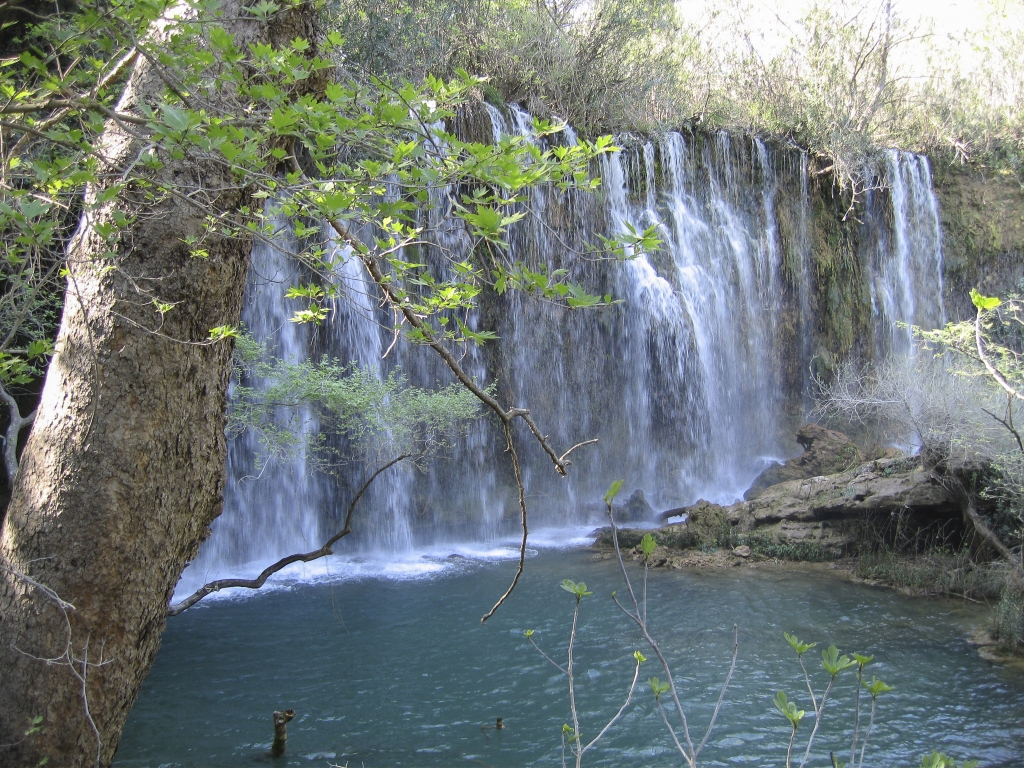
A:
0 4 317 766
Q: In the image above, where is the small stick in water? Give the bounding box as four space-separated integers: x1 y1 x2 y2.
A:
480 717 506 732
271 709 295 757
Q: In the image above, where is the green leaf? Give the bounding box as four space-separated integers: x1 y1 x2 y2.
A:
784 632 817 658
640 533 657 559
603 479 625 504
970 288 1002 311
920 752 978 768
853 652 874 668
160 104 195 133
290 306 329 324
863 676 893 697
560 579 593 600
208 325 240 341
773 691 805 728
648 677 671 699
821 645 856 677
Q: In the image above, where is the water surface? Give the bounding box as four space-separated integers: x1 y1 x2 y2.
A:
117 548 1024 767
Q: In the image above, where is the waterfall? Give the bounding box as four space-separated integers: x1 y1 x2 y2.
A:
183 223 325 583
179 116 946 591
866 151 946 356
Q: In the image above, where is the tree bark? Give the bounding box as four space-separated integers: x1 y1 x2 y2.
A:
0 3 318 766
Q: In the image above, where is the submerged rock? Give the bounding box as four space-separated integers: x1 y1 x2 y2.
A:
744 423 865 500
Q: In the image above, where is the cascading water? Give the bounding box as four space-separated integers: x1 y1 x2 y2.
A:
866 151 946 356
179 114 946 592
183 224 325 584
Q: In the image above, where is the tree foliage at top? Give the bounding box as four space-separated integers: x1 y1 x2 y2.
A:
0 0 658 482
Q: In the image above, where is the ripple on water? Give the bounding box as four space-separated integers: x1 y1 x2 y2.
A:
119 549 1024 768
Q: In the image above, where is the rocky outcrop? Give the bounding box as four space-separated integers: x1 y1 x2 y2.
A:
744 423 864 500
597 456 962 562
728 455 953 546
620 488 654 522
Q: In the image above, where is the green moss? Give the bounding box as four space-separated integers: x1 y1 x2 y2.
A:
481 82 504 109
807 184 872 365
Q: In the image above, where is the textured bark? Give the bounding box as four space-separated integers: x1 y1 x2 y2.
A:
0 3 318 766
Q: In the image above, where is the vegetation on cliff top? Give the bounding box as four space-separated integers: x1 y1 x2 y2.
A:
336 0 1024 192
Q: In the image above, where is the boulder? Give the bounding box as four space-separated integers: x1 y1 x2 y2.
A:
683 499 728 545
619 489 654 522
744 423 865 500
728 455 952 546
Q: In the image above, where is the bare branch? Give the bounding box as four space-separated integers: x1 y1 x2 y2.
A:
480 421 529 623
558 437 599 464
167 453 412 615
282 154 599 620
976 308 1024 402
0 380 36 484
694 623 739 759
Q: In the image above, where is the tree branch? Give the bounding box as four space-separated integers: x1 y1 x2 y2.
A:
0 380 36 484
976 308 1024 402
292 156 598 621
938 471 1019 566
167 453 412 615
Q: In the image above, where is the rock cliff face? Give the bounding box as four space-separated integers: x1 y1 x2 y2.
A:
724 455 953 546
596 455 959 564
932 161 1024 320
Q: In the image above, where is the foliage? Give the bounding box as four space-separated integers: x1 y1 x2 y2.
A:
994 579 1024 650
821 292 1024 648
335 0 682 135
718 0 915 196
336 0 1024 204
855 550 1008 600
0 0 654 405
228 333 484 473
814 345 1012 465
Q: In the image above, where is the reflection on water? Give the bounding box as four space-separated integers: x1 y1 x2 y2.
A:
119 548 1024 767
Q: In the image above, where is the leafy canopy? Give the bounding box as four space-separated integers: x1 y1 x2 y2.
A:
0 0 657 395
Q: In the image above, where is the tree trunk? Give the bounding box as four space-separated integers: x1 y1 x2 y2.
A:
0 4 318 766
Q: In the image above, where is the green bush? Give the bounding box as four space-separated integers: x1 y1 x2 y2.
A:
335 0 680 136
994 580 1024 650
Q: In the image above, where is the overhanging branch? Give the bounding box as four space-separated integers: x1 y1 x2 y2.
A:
167 452 412 615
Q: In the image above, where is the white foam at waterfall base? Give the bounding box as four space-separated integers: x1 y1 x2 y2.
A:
171 524 602 606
